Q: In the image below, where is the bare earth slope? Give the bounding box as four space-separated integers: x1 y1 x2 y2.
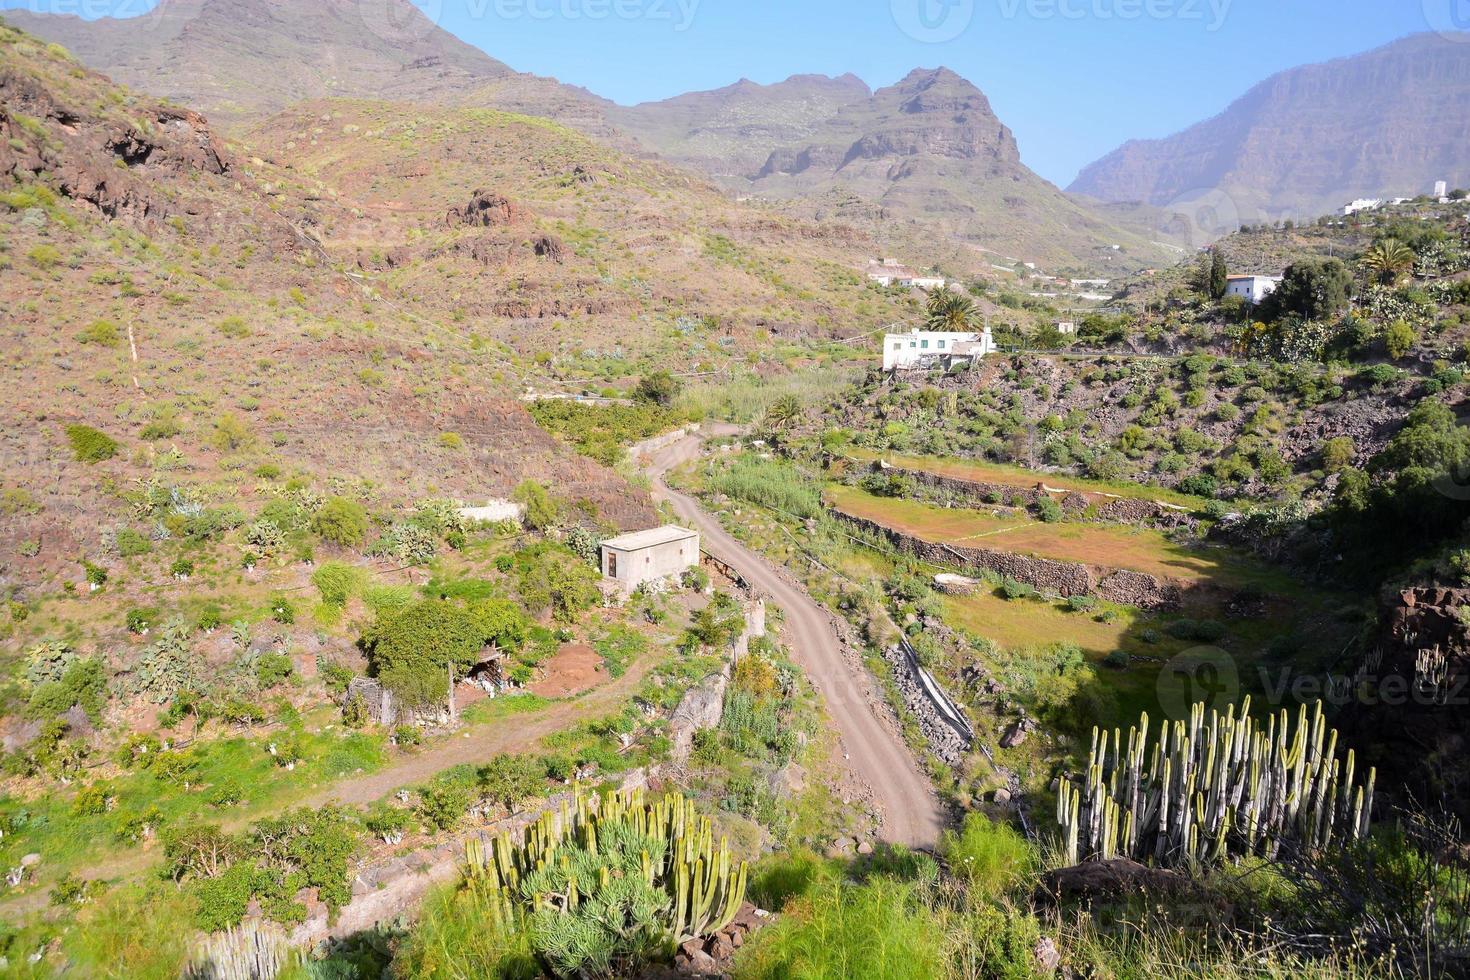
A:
1070 33 1470 222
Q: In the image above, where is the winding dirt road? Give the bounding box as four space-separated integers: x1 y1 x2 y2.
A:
642 432 946 848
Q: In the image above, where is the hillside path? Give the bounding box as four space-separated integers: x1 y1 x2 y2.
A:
641 430 946 848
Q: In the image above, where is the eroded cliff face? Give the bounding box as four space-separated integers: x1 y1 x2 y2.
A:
1340 587 1470 819
1070 33 1470 220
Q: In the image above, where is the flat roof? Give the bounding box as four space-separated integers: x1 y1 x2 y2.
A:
601 525 699 552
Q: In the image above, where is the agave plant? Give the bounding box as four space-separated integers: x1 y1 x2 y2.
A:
464 788 747 978
1058 698 1374 868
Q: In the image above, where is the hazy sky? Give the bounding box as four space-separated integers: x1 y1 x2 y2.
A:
1 0 1455 185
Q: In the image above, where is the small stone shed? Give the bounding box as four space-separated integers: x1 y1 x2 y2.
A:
600 525 700 594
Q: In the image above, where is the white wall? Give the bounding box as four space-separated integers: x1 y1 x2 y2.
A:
882 330 993 370
604 537 699 593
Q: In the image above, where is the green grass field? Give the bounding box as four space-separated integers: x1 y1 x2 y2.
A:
826 484 1290 591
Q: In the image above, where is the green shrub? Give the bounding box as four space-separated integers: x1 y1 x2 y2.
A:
1034 497 1064 523
253 652 293 689
361 598 523 707
1165 618 1226 642
512 480 558 531
269 594 295 624
1103 650 1131 670
1000 578 1035 601
76 319 121 347
125 607 156 634
938 812 1036 897
114 528 151 557
438 431 464 450
66 424 119 463
217 316 250 339
1065 594 1096 613
170 558 194 579
312 560 368 606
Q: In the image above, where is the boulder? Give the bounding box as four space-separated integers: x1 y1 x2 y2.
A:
1035 858 1191 906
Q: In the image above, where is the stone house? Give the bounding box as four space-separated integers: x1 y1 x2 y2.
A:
600 525 700 594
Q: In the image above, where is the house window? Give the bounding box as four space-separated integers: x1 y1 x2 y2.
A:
607 553 618 577
937 339 946 349
910 341 917 348
921 339 929 349
892 343 901 351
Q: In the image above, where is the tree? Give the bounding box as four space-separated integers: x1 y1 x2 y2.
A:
925 291 974 330
1362 238 1416 286
633 371 681 408
1209 249 1229 299
360 600 484 707
513 480 559 531
1262 258 1353 322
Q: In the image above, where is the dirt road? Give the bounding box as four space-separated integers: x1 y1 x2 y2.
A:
641 432 946 848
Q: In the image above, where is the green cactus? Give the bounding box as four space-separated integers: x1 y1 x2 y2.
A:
463 787 748 977
1058 698 1374 868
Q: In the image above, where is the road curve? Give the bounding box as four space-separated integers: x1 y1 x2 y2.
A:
642 432 946 848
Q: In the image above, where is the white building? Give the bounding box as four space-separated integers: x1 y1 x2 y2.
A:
1055 320 1077 335
882 327 995 371
1343 198 1383 216
600 525 699 595
902 275 947 290
1435 180 1448 199
1224 274 1282 305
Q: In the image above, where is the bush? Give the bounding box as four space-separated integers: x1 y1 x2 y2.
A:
939 812 1036 897
1103 650 1131 670
76 319 122 347
1321 436 1356 473
311 496 370 547
1033 497 1064 523
360 598 522 707
254 652 293 689
1000 578 1035 601
170 558 195 579
633 370 681 407
312 561 367 606
125 607 156 634
512 480 558 531
1165 618 1226 642
269 594 295 624
114 528 151 557
1065 594 1096 613
708 455 822 519
66 424 119 463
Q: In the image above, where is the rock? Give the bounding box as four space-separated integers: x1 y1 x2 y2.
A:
532 233 565 262
992 788 1012 804
674 946 720 976
446 189 526 227
1033 936 1061 974
669 673 728 764
1035 858 1192 906
19 854 40 868
709 933 735 960
1000 723 1027 748
856 839 874 855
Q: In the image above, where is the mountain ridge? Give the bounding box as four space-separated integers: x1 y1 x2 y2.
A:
1070 32 1470 221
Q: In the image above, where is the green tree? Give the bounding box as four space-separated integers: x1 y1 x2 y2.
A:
925 291 974 330
1263 258 1353 322
513 480 559 531
1362 238 1416 286
633 371 681 408
360 600 484 707
1209 249 1229 299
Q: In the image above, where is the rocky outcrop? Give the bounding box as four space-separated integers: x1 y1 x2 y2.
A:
881 641 969 765
673 903 771 976
1034 858 1193 906
446 189 527 228
669 673 728 764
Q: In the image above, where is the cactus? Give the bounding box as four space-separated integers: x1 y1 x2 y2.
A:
1058 698 1374 868
464 788 747 977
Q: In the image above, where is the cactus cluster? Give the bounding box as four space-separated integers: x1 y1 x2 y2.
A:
1058 698 1374 867
464 788 747 977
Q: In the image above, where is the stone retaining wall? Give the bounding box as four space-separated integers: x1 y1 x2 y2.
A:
832 508 1180 610
876 464 1193 530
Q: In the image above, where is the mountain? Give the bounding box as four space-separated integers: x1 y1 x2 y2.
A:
1070 33 1470 224
1 0 614 133
8 1 1176 272
616 68 1180 272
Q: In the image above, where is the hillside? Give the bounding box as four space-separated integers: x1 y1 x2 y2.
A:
0 15 920 596
1071 33 1470 222
617 67 1183 274
7 1 1180 274
1 0 616 134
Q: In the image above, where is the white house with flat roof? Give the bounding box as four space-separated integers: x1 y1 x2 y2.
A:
882 326 995 371
1224 274 1282 305
600 525 700 594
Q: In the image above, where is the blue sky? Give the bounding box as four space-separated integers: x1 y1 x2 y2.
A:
1 0 1450 185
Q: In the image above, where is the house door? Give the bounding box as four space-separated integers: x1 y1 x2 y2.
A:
607 553 618 577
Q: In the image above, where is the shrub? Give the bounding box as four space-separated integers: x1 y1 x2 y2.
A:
28 244 63 269
1000 578 1035 601
312 561 367 606
476 753 545 812
66 424 119 463
217 317 250 339
1165 618 1226 642
1033 497 1064 523
1065 594 1096 613
1385 319 1417 360
170 558 194 579
209 413 254 453
361 600 487 707
269 594 295 624
939 812 1036 897
114 528 151 557
1321 436 1356 473
708 455 822 519
125 607 156 634
76 319 122 347
512 480 558 531
633 370 681 407
311 496 370 547
1104 650 1131 670
254 652 293 689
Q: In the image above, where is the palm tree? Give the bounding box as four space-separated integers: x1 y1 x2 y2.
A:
764 394 802 430
1362 238 1416 286
926 291 975 331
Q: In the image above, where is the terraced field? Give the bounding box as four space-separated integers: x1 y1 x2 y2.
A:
826 484 1287 591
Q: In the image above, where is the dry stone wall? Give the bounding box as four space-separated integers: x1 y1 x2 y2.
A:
831 508 1181 610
